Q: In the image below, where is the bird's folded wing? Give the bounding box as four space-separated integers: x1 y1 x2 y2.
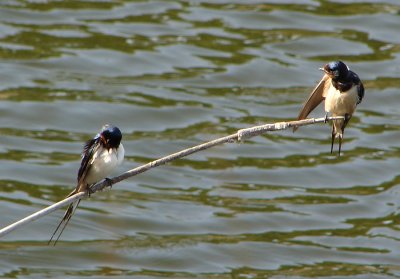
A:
293 74 330 132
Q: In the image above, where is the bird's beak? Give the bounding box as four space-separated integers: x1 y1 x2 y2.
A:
100 134 109 149
319 67 324 71
103 137 113 151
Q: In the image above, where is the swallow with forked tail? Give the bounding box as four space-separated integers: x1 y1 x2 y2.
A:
48 124 124 245
294 61 364 155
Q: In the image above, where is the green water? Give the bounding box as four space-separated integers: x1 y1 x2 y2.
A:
0 1 400 278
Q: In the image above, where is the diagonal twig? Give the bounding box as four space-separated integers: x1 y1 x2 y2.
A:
0 116 343 238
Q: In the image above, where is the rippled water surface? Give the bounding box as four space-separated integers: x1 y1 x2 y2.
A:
1 0 400 278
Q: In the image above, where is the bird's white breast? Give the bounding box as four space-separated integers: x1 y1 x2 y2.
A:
85 143 125 185
324 84 359 116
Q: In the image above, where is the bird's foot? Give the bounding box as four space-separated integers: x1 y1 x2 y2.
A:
344 113 350 123
87 188 93 198
104 177 113 189
324 113 329 123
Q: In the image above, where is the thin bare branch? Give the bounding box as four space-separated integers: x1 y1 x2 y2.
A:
0 116 343 238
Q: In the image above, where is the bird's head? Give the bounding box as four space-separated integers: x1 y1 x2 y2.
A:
320 61 349 81
99 125 122 150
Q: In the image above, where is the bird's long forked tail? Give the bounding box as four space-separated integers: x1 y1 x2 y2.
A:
330 114 351 156
48 199 81 246
330 129 343 157
330 124 337 155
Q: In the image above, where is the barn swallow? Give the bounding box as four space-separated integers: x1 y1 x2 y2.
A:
294 61 364 156
48 124 125 245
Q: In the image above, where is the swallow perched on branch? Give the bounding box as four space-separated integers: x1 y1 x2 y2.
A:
294 61 364 156
48 124 125 245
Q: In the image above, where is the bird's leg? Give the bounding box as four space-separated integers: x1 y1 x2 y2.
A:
330 124 335 154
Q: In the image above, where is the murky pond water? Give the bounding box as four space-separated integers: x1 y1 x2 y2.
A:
1 0 400 278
